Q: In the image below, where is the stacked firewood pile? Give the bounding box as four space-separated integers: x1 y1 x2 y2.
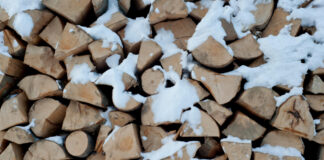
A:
0 0 324 159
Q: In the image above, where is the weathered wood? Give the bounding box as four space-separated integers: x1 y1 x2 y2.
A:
65 130 94 158
306 75 324 94
164 142 201 160
119 0 131 14
118 28 142 54
64 55 96 80
0 74 16 100
39 16 65 49
229 34 263 60
137 40 162 72
2 29 25 58
0 131 8 154
250 0 274 30
91 12 128 32
87 152 105 160
93 0 108 17
95 125 112 153
160 53 183 76
24 140 69 160
0 54 25 78
148 0 188 24
221 141 252 160
313 130 324 144
141 68 165 95
190 1 209 21
188 79 210 100
109 111 135 127
4 127 34 144
221 19 238 41
140 125 168 152
198 100 232 126
305 95 324 111
198 137 222 159
0 143 23 160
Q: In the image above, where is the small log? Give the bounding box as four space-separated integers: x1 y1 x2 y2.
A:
65 130 94 158
24 44 65 79
119 0 131 14
223 112 266 141
54 23 93 60
272 96 315 140
64 55 95 80
118 28 142 53
192 36 233 69
29 98 66 137
4 127 34 144
109 111 135 127
39 16 65 49
148 0 188 24
92 0 108 17
197 137 222 159
262 130 305 154
42 0 92 24
18 74 62 100
0 131 8 154
88 40 124 70
198 100 232 126
140 125 168 152
221 141 252 160
62 101 105 132
229 34 263 60
0 143 23 160
188 79 210 100
103 124 142 159
0 74 16 100
0 54 25 77
249 0 274 30
236 87 278 120
95 125 112 153
137 40 162 72
305 94 324 112
24 140 69 160
160 53 183 76
141 68 165 95
2 29 25 58
0 93 28 131
192 65 242 104
306 75 324 94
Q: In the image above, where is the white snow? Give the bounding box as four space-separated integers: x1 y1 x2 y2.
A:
314 119 321 125
17 119 36 134
186 2 197 14
79 25 123 49
221 135 252 144
56 80 62 90
0 31 11 58
100 107 114 127
142 0 155 5
180 107 203 135
274 87 303 107
200 0 214 9
142 136 148 141
124 17 151 43
106 54 121 68
277 0 306 12
0 0 42 17
94 0 119 25
103 126 120 145
12 39 18 48
45 135 66 146
155 8 160 13
13 12 34 37
70 63 100 84
69 28 74 33
253 144 304 160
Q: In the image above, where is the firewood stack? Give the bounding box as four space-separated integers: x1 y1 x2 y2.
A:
0 0 323 159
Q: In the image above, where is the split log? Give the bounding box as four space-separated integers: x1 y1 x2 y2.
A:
0 8 9 29
249 0 274 30
42 0 92 24
39 16 65 49
305 95 324 111
192 36 233 69
62 101 105 132
188 79 210 100
0 143 23 160
223 112 266 141
18 74 62 100
103 124 142 159
271 96 315 140
262 130 304 154
192 65 242 104
95 125 112 153
160 53 183 76
24 44 65 79
236 87 278 120
87 152 105 160
197 137 222 159
165 142 201 160
0 93 28 131
221 141 252 160
190 1 209 21
93 0 108 17
119 0 131 14
92 12 128 32
148 0 188 24
306 75 324 94
118 28 142 53
24 140 69 160
137 40 162 72
4 127 34 144
229 34 263 60
141 68 165 95
249 56 266 68
0 54 25 77
198 100 232 126
54 23 93 60
2 29 25 58
64 55 95 80
65 130 94 158
29 98 66 137
254 152 303 160
109 111 135 127
0 74 16 100
140 125 168 152
221 19 238 41
63 82 108 108
88 40 124 70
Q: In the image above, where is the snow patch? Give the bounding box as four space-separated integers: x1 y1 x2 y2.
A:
104 126 120 145
253 144 304 160
17 119 36 134
94 0 119 25
0 0 43 17
186 2 197 13
124 17 151 43
106 54 121 68
45 135 66 146
274 87 303 107
70 63 100 84
100 107 114 127
0 31 11 57
221 135 252 144
180 107 203 135
13 12 34 37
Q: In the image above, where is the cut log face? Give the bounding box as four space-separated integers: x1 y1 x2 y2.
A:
305 94 324 112
140 125 168 152
148 0 188 24
0 143 23 160
153 18 196 50
3 29 25 58
18 74 62 100
95 125 112 153
65 130 94 158
88 40 124 70
178 109 220 137
62 101 105 132
198 100 232 126
250 0 274 30
223 112 266 141
190 1 209 21
192 65 242 104
0 75 16 100
24 44 65 79
164 142 201 160
0 131 8 153
93 0 108 17
42 0 92 24
4 127 34 144
24 140 69 160
306 75 324 94
188 79 210 100
119 0 131 14
109 111 135 127
198 137 222 159
141 68 165 95
29 98 66 137
221 141 252 160
54 23 93 60
160 53 183 76
137 40 162 72
236 87 278 120
271 96 315 140
8 10 54 44
0 54 25 78
0 93 28 131
192 37 233 69
64 55 95 80
262 8 301 37
262 130 304 154
118 28 142 54
63 82 108 108
229 34 263 60
103 124 142 159
39 16 65 49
